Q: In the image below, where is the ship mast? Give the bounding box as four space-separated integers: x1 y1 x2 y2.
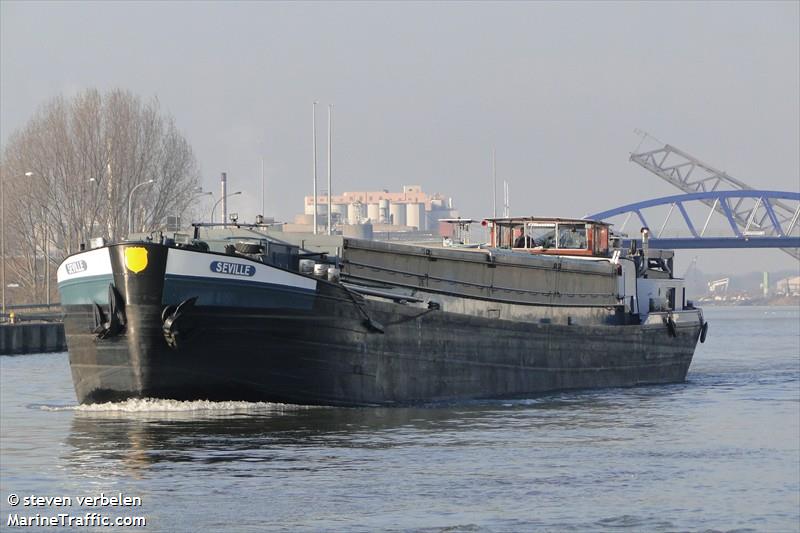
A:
492 147 497 218
327 104 333 235
312 101 319 235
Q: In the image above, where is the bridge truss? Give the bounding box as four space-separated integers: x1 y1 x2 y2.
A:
619 134 800 258
587 190 800 251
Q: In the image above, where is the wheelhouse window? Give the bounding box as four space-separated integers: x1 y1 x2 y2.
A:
496 224 513 248
557 224 588 249
594 225 609 255
489 218 610 256
524 223 556 248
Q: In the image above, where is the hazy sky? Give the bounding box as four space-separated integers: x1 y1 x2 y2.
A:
2 1 798 275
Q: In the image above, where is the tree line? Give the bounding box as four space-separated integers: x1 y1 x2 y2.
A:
1 88 200 304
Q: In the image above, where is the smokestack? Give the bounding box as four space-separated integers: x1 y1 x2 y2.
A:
221 172 227 228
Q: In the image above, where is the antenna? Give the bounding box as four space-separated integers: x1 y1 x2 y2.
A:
220 172 227 226
492 147 497 218
503 180 509 217
260 156 265 217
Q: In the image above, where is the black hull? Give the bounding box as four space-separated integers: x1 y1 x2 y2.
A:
60 243 702 406
65 303 699 406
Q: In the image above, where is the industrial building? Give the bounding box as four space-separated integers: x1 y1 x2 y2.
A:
776 276 800 296
286 185 458 235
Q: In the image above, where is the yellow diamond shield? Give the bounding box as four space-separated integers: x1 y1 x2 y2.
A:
124 247 148 274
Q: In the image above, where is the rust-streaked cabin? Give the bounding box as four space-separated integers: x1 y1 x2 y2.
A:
485 217 611 257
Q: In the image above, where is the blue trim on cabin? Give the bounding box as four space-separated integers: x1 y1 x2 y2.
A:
57 274 114 305
163 274 317 310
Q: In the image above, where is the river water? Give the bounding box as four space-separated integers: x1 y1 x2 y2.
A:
1 306 798 532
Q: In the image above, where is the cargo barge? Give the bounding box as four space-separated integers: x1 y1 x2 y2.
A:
57 217 706 406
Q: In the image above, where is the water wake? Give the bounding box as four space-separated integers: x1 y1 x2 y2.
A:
35 398 312 414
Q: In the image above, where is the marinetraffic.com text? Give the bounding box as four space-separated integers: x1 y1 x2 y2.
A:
6 492 146 528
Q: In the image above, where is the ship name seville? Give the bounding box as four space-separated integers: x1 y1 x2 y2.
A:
56 216 707 406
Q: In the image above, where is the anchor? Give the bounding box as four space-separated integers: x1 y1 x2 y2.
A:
92 284 127 339
162 297 198 349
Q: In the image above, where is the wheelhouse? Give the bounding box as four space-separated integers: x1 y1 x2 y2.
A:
485 217 611 257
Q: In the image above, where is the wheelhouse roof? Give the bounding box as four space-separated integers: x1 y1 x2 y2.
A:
439 218 478 224
483 216 610 226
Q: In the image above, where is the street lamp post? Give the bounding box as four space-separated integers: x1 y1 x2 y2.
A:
193 188 212 205
42 206 50 306
127 179 155 235
190 188 212 225
211 191 242 224
192 187 212 201
85 177 105 250
2 171 33 315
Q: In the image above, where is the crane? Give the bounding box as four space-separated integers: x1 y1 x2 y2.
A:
707 278 730 294
629 131 800 260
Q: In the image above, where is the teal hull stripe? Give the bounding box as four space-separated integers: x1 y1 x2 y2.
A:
58 274 114 305
163 274 316 309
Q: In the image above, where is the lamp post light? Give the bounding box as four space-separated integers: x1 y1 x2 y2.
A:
211 191 242 225
127 179 155 235
193 189 213 210
192 186 212 199
192 187 213 205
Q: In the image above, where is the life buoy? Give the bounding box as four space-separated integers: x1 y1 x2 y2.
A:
699 321 709 343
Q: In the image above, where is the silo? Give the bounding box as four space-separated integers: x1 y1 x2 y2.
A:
347 202 364 225
389 202 406 226
379 199 390 223
367 203 380 222
347 203 358 224
406 203 425 230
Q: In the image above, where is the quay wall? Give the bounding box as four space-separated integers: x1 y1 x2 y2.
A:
0 323 66 355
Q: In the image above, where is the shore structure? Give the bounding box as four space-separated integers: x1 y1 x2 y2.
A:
0 322 66 355
292 185 458 235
